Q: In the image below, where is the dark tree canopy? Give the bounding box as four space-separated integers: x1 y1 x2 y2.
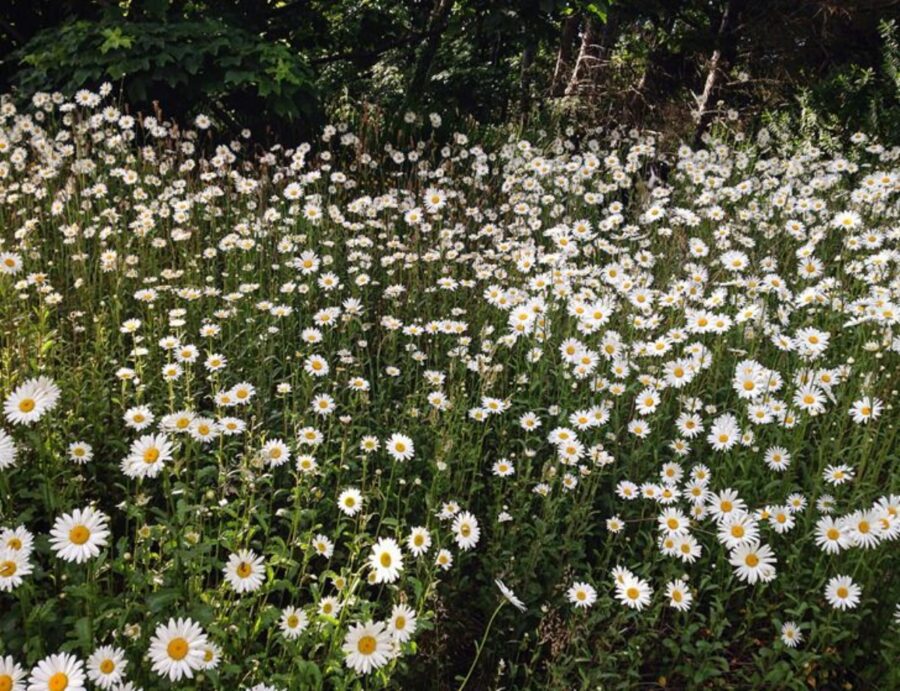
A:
1 0 898 139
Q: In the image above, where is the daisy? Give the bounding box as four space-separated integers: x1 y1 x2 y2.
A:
406 527 432 556
825 575 861 610
717 513 759 549
122 434 174 479
707 413 740 451
49 506 110 563
296 454 318 474
386 433 415 462
368 538 403 583
337 488 363 516
492 458 515 476
148 617 208 682
707 489 747 523
1 526 33 555
303 355 329 377
4 376 60 426
261 439 290 467
435 549 453 571
86 646 127 690
763 446 791 471
495 579 527 612
849 397 883 424
223 549 266 593
342 620 393 674
452 511 480 550
0 252 24 275
199 643 221 671
312 534 334 559
823 464 854 486
123 405 154 431
63 441 93 465
318 596 342 618
616 574 652 610
666 580 693 612
567 581 597 609
279 606 309 640
729 542 777 584
27 652 86 691
768 506 796 534
780 621 803 648
845 510 882 549
310 394 336 416
0 547 32 591
230 382 256 405
0 655 25 691
0 429 17 469
359 436 380 453
388 604 417 643
658 508 690 536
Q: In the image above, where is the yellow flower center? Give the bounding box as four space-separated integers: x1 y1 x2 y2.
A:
827 528 840 540
396 615 407 628
380 552 392 567
287 615 299 628
357 634 377 655
99 659 115 674
69 525 90 545
167 637 189 660
836 586 849 599
236 561 252 578
461 524 471 537
858 521 870 534
745 554 759 567
143 448 160 464
18 398 35 413
626 587 639 600
673 590 683 602
731 526 745 538
667 518 679 530
0 674 13 691
0 560 16 577
48 673 69 691
7 538 21 550
720 501 733 512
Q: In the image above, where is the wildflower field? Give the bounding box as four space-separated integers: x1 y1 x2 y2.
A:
0 88 898 690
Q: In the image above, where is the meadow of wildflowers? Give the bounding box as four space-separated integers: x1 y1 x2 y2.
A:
0 86 898 689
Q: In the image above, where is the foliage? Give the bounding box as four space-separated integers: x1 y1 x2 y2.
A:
12 14 317 130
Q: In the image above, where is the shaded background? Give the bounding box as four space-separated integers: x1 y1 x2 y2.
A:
1 0 899 141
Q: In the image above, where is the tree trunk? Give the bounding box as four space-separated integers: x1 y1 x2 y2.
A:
693 0 745 145
519 41 537 120
565 17 599 96
550 15 581 97
407 0 455 105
